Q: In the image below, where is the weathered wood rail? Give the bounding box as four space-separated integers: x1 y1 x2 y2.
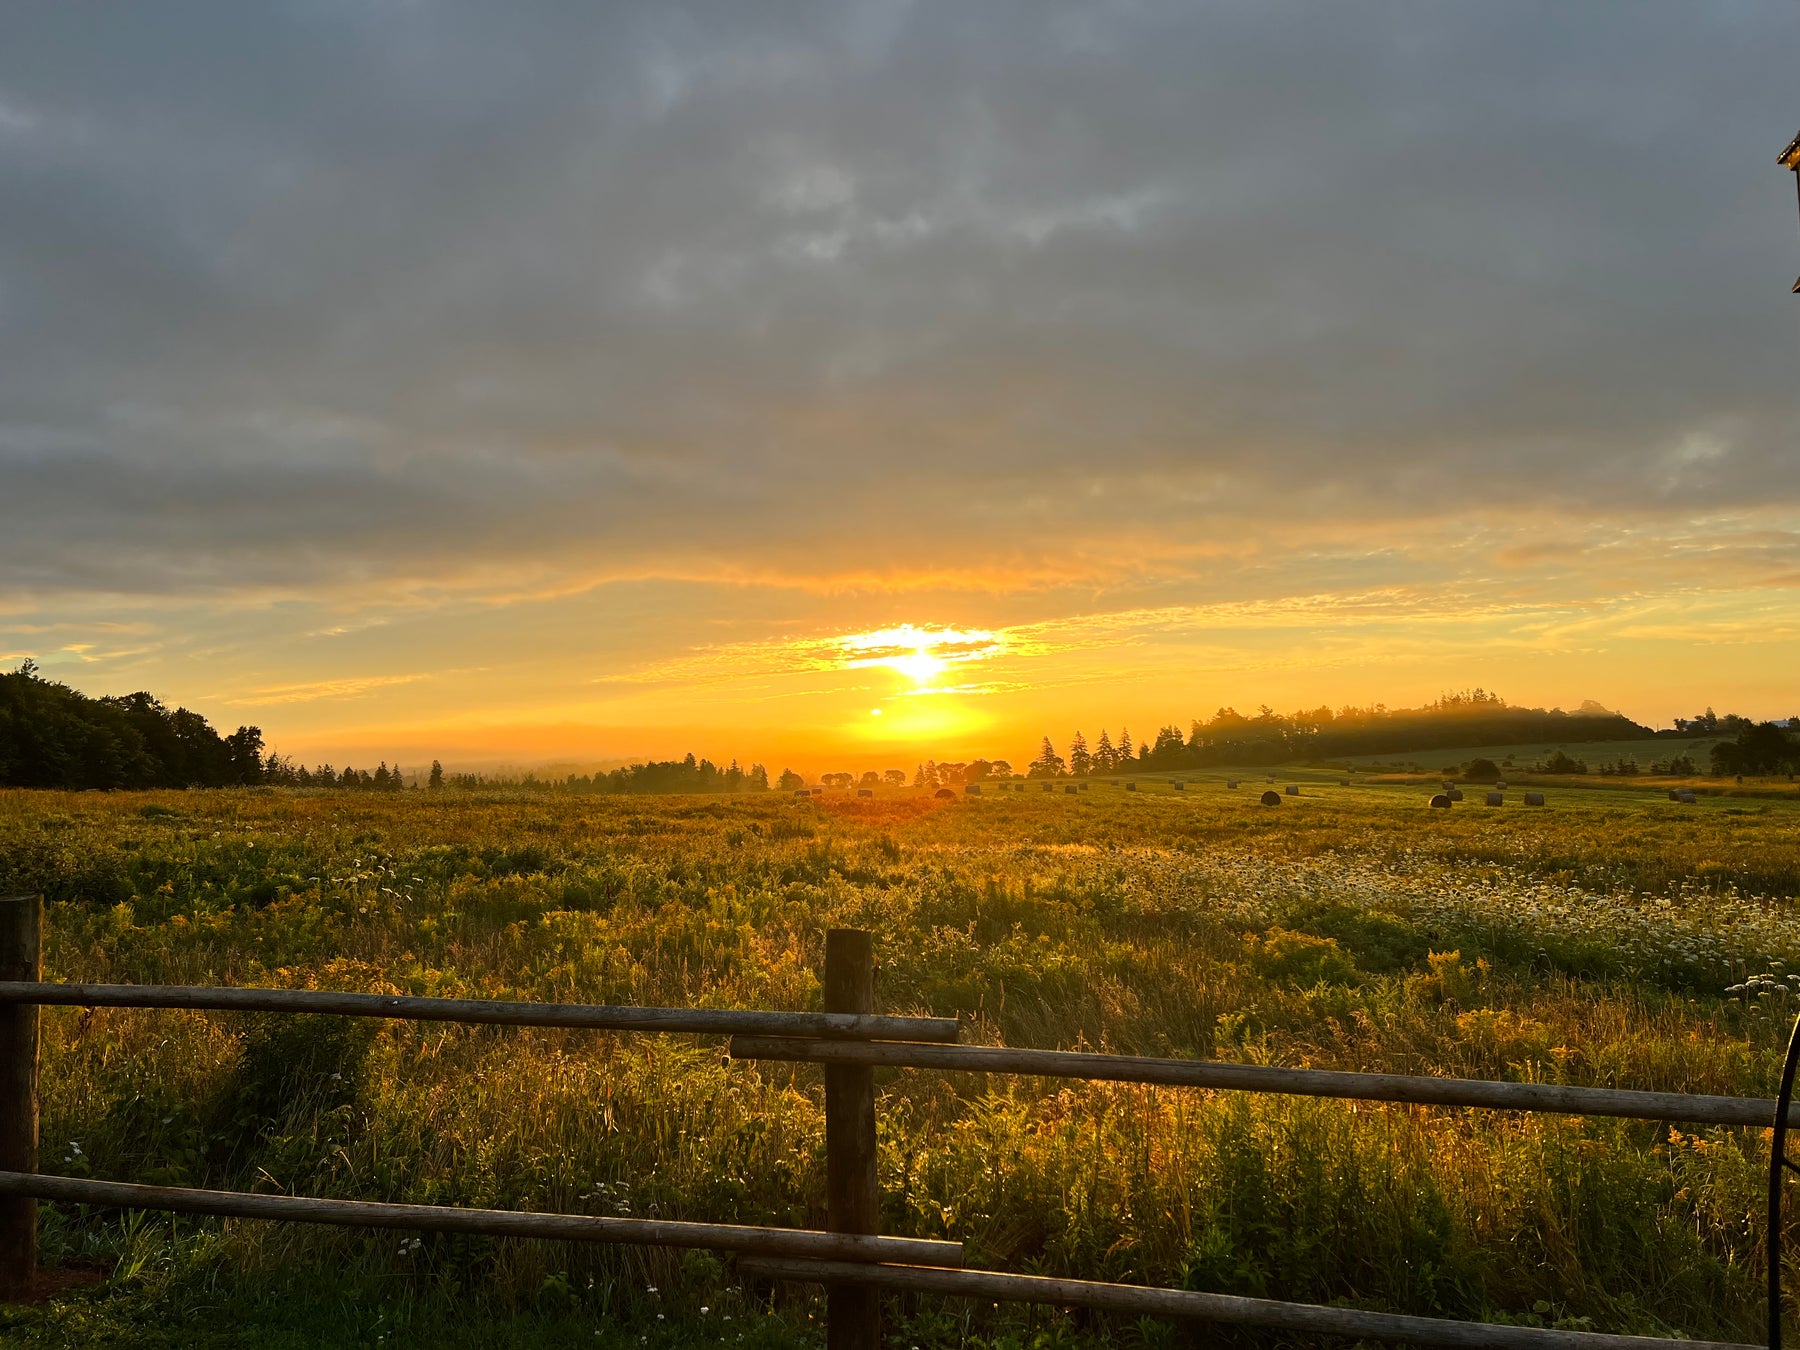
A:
0 1173 962 1267
0 893 1787 1348
0 979 957 1042
729 1035 1799 1128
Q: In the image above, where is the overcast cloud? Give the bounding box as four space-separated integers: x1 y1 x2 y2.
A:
4 2 1795 592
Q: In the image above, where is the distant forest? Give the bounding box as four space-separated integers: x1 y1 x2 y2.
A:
1026 690 1654 776
433 755 772 795
5 665 1794 792
1015 691 1797 780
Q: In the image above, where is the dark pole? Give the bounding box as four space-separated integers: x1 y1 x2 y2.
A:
824 929 880 1348
1782 131 1800 292
1774 130 1800 1350
0 896 41 1302
1772 1015 1800 1350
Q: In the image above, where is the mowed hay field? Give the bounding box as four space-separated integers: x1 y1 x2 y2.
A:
4 783 1800 1347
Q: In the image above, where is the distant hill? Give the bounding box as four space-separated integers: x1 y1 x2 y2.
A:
1127 692 1656 771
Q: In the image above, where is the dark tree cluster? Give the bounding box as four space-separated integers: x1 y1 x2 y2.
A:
0 662 266 789
911 760 1011 789
1710 723 1800 777
262 758 410 791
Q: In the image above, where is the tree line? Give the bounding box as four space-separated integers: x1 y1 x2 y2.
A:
1017 691 1790 777
425 754 772 795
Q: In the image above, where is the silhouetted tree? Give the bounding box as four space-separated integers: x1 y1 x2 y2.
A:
1093 730 1115 774
1068 732 1092 777
1028 738 1066 778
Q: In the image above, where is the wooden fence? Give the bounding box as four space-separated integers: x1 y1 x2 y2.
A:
0 893 1790 1350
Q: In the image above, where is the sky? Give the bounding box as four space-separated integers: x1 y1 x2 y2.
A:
3 2 1798 773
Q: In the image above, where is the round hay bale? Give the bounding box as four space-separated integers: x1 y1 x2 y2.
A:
1126 782 1137 792
934 787 956 799
1064 784 1079 794
1285 784 1299 796
1259 790 1282 806
1524 791 1546 806
1078 782 1089 791
1226 779 1239 789
857 788 873 797
1042 783 1054 792
1485 792 1503 806
794 788 810 797
1495 780 1507 790
1676 789 1697 804
1446 788 1463 802
1170 780 1185 790
1429 794 1452 809
964 784 980 795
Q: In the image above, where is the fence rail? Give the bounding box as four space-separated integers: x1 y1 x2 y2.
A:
0 893 1789 1349
728 1035 1795 1128
0 979 959 1043
736 1258 1763 1350
0 1173 962 1267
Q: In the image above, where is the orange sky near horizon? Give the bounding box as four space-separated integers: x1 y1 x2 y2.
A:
21 511 1799 777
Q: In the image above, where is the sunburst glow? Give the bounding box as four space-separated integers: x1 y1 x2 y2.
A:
837 624 1000 687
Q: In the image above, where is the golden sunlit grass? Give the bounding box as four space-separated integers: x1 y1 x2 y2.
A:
3 782 1800 1345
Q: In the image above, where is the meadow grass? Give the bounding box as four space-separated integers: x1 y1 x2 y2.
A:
2 780 1800 1346
1327 736 1725 773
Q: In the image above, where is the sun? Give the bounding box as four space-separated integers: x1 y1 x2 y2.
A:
887 649 949 684
836 624 999 689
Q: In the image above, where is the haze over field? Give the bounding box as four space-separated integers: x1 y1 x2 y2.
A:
3 3 1798 768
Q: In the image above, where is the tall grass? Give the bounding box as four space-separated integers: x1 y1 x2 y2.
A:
2 783 1799 1345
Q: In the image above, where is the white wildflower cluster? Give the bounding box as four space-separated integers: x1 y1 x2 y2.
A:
579 1178 633 1216
1727 967 1800 1013
1017 847 1800 985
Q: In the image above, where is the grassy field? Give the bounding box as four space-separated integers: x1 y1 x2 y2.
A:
1324 736 1723 775
3 779 1800 1347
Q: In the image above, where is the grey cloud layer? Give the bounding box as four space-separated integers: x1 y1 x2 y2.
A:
3 1 1796 596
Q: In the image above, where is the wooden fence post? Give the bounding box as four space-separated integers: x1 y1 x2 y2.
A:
824 929 879 1348
0 895 42 1302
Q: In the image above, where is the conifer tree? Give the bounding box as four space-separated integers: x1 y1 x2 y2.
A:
1068 731 1092 777
1028 737 1066 778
